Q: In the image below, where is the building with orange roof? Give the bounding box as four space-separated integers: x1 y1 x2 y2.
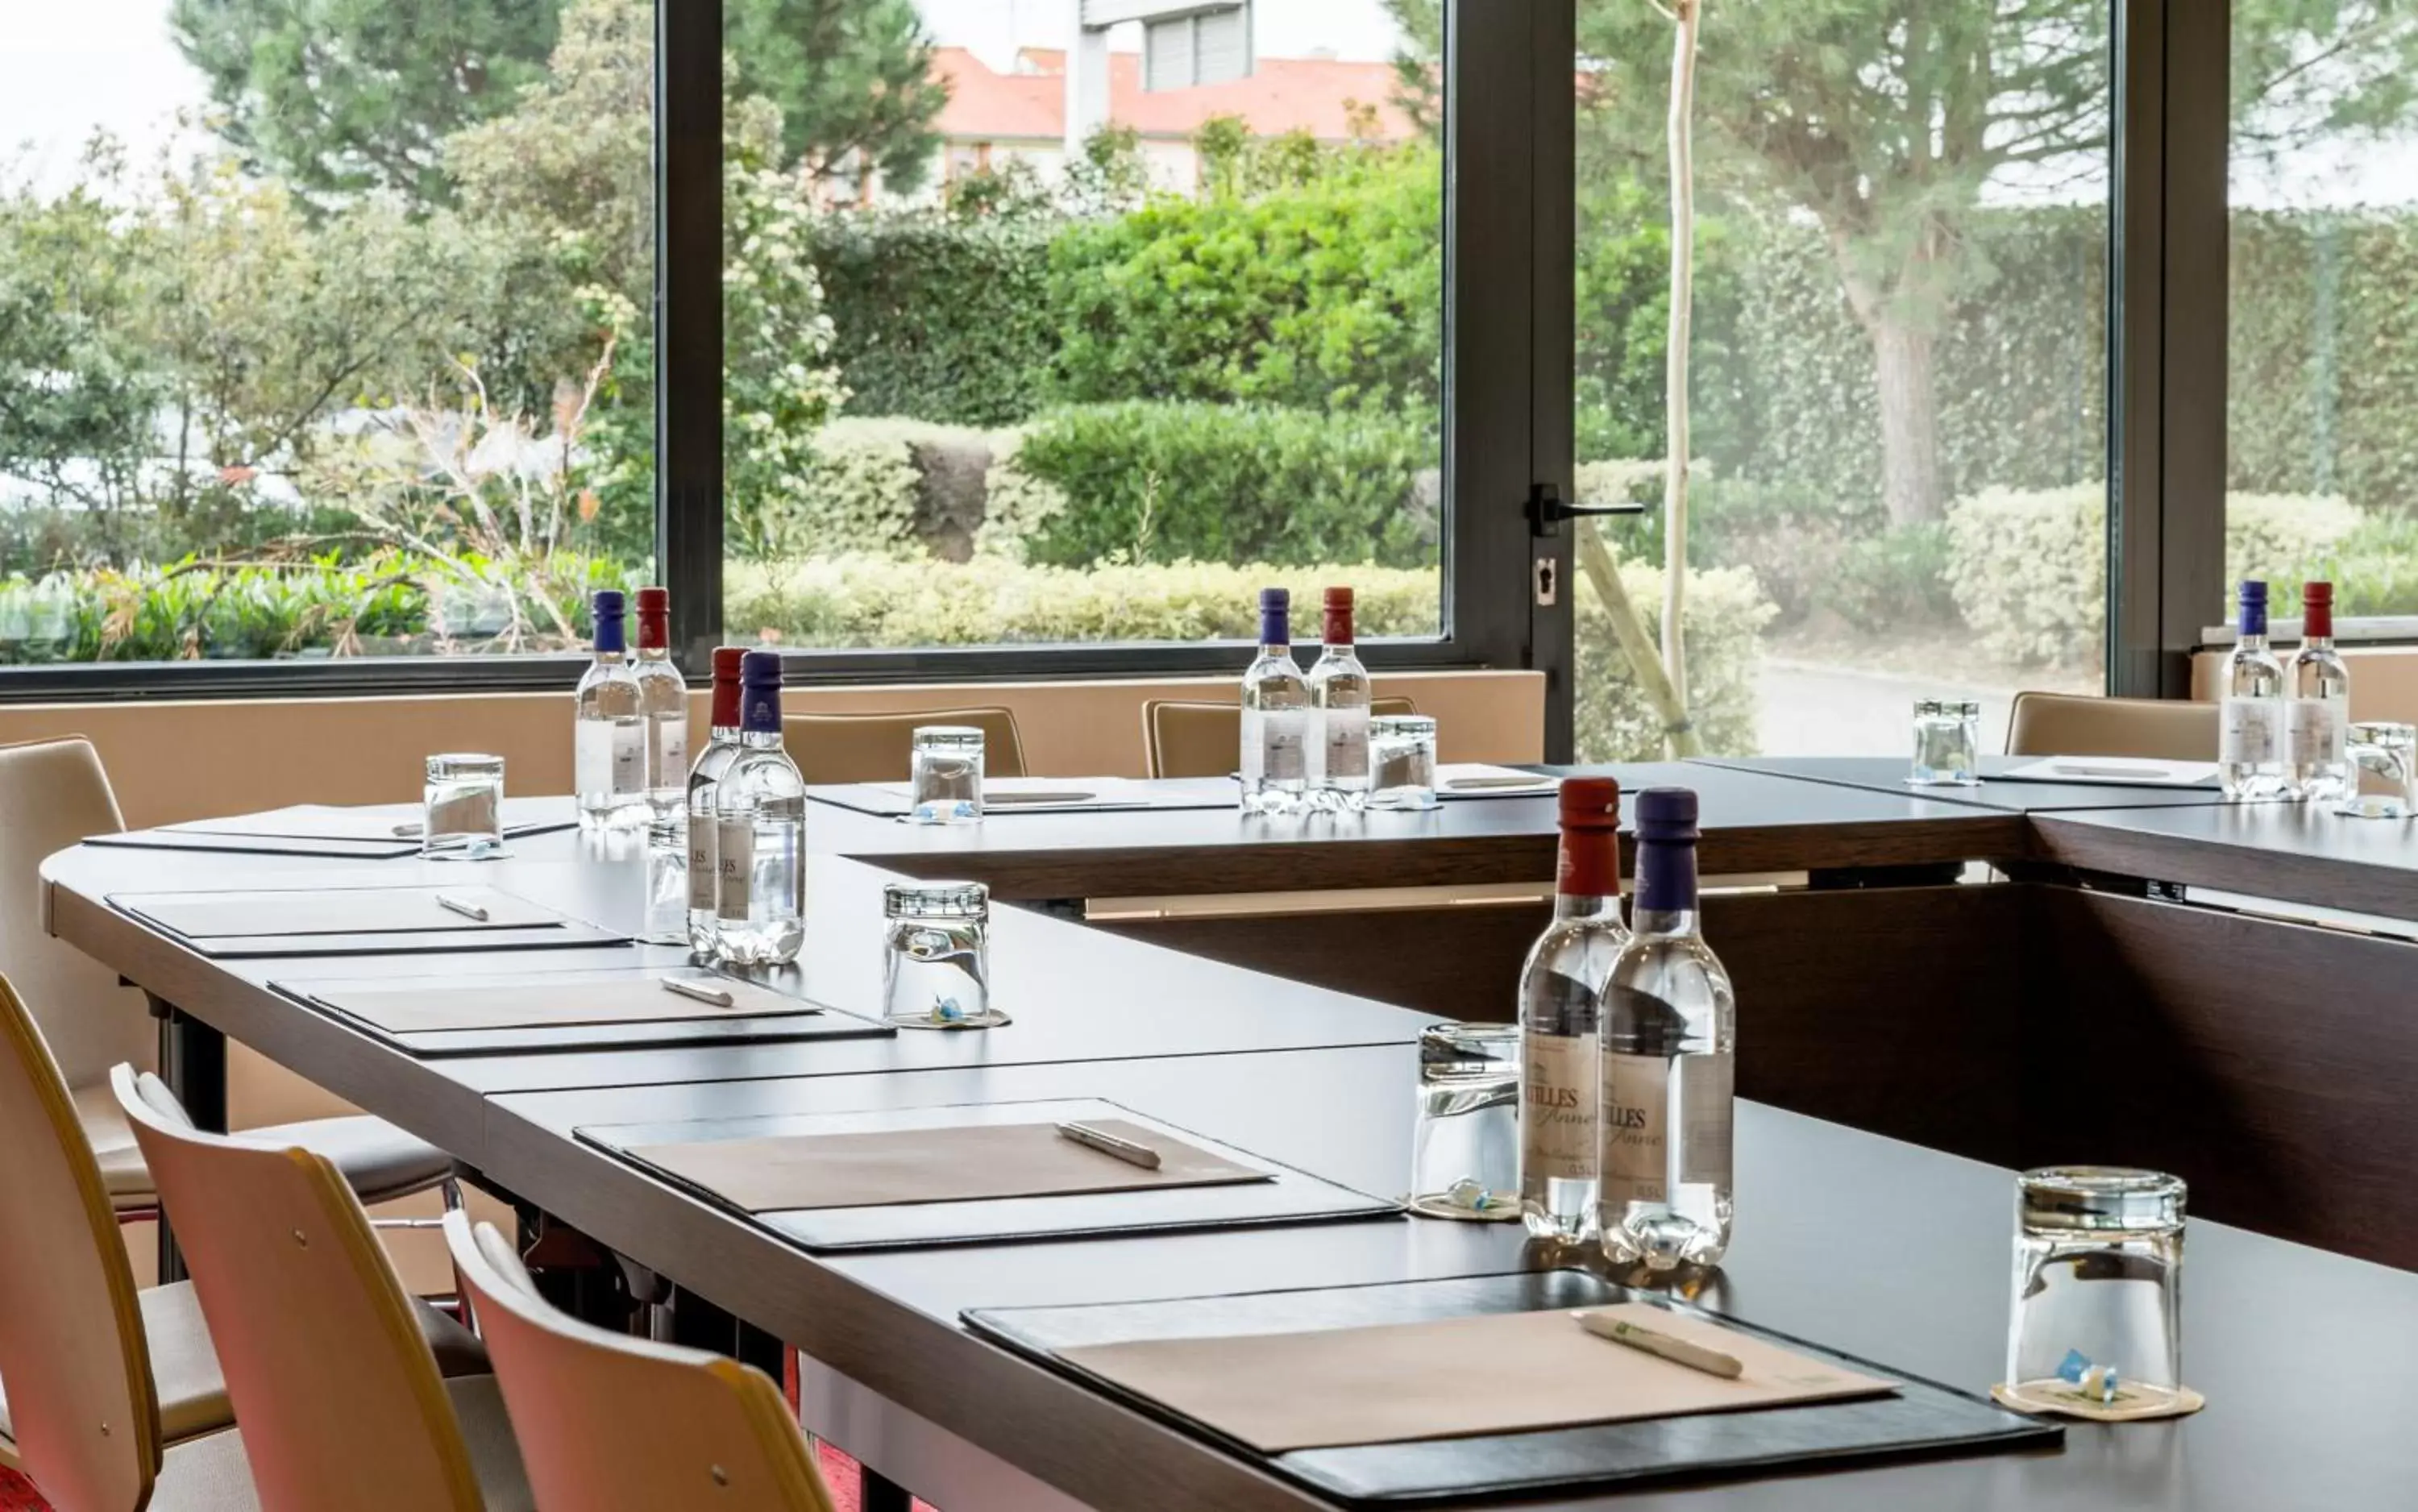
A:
852 40 1418 206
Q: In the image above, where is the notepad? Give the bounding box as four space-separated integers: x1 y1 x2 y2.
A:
166 803 573 842
118 887 564 940
623 1117 1271 1213
1436 764 1560 797
1058 1302 1895 1453
291 971 820 1035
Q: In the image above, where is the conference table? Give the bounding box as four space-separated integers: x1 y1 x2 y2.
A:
39 757 2418 1510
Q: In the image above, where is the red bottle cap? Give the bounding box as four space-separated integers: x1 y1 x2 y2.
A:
2304 581 2333 638
1556 776 1622 897
708 645 746 729
1323 586 1354 644
634 586 670 650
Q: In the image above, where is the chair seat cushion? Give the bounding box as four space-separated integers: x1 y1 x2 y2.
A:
150 1427 263 1512
0 1282 489 1452
81 1084 453 1210
447 1374 537 1512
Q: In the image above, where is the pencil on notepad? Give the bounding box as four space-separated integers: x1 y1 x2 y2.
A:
1573 1311 1745 1379
1056 1121 1163 1169
659 977 735 1008
433 894 489 922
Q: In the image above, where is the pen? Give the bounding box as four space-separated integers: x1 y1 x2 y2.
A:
391 821 424 837
2050 763 2167 779
434 894 490 922
1056 1121 1163 1170
660 976 736 1008
1448 775 1553 790
1573 1311 1745 1379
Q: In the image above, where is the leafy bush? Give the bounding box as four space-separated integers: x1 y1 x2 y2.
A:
740 417 1012 562
1946 485 2364 667
1003 402 1437 569
1827 521 1959 629
806 212 1058 426
2313 513 2418 617
1046 145 1443 414
1575 562 1772 762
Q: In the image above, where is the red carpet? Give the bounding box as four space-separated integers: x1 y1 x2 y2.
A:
5 1453 928 1510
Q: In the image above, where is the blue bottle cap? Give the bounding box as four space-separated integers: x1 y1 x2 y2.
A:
592 588 626 619
1259 588 1290 613
2238 579 2267 604
1634 787 1701 843
740 649 782 686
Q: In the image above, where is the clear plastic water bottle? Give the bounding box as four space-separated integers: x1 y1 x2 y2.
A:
710 651 807 965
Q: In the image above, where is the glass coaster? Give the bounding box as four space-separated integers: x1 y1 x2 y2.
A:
1992 1381 2205 1423
890 1007 1014 1032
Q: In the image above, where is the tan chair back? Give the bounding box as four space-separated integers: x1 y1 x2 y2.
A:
781 708 1028 785
443 1212 833 1512
2005 692 2220 761
1141 696 1419 779
112 1065 484 1512
0 976 159 1512
0 737 150 1086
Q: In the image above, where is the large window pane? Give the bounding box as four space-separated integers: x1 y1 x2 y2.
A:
1570 3 2112 759
2228 6 2418 632
722 2 1446 654
0 0 655 666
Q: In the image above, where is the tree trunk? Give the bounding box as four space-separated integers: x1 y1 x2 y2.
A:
1659 0 1701 746
1870 316 1945 525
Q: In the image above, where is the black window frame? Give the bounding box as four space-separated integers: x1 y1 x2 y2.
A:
0 0 1549 706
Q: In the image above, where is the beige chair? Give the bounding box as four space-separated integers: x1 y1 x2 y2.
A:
1141 696 1420 779
2005 692 2220 762
0 971 493 1509
112 1066 533 1512
0 736 458 1221
443 1212 838 1512
780 708 1028 785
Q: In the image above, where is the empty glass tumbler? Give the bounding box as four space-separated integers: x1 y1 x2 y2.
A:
883 880 998 1028
2338 721 2418 819
1408 1022 1520 1220
2002 1167 2189 1418
1910 699 1983 786
1368 715 1440 811
422 754 505 858
909 726 985 825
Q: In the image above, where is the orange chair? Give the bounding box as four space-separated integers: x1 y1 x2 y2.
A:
1141 696 1420 779
113 1065 532 1512
443 1211 839 1512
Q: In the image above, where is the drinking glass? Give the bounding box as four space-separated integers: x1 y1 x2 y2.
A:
1408 1022 1520 1220
1909 699 1982 787
908 726 985 825
2337 721 2417 819
422 754 505 858
883 880 1000 1028
2001 1167 2188 1417
1367 715 1440 811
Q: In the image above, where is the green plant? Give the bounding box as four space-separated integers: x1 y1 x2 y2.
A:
1827 521 1958 629
1576 561 1772 761
1001 402 1436 570
1945 484 2364 666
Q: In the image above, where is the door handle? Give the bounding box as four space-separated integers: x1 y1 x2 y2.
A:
1527 482 1647 538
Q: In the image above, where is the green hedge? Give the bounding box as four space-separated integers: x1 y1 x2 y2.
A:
1944 485 2364 667
1575 562 1772 762
804 213 1058 426
999 402 1437 570
738 417 1005 563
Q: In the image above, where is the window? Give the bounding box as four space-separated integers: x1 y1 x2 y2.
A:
1146 7 1253 92
0 0 655 671
2225 5 2418 638
1567 2 2113 758
723 3 1444 663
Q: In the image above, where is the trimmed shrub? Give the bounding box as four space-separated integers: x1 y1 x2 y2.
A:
804 213 1058 426
1946 485 2363 667
1003 401 1437 570
1575 562 1773 762
742 418 1005 563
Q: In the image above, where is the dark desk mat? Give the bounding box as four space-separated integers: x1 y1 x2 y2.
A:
808 783 1223 819
578 1096 1402 1252
271 965 895 1059
965 1270 2059 1506
88 829 422 860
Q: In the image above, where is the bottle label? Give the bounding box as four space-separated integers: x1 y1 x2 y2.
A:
575 721 612 795
2287 697 2346 767
609 722 644 794
1521 1029 1597 1182
716 819 753 920
688 825 717 912
1678 1051 1735 1185
2219 696 2281 765
1598 1050 1668 1209
654 717 688 791
1241 708 1306 784
1320 707 1369 781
